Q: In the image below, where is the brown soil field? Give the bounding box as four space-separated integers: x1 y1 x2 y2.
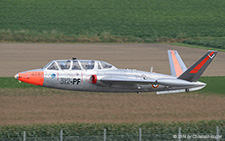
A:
0 88 225 125
0 43 224 77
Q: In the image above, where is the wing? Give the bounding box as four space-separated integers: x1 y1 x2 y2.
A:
100 76 155 85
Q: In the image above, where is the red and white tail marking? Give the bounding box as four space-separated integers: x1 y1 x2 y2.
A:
190 51 215 73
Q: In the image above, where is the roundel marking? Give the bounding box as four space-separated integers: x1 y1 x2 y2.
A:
152 84 159 88
51 73 56 78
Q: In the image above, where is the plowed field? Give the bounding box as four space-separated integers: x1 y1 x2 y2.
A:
0 43 224 77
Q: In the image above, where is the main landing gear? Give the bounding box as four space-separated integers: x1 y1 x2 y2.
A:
185 88 189 93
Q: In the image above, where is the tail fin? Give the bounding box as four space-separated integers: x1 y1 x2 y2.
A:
178 50 217 82
168 50 187 77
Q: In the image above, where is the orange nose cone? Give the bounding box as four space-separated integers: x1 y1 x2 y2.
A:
18 71 44 86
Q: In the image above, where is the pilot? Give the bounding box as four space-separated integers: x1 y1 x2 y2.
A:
86 61 94 69
60 62 66 69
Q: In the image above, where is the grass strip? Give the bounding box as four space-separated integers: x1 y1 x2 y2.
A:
170 43 225 52
0 76 224 94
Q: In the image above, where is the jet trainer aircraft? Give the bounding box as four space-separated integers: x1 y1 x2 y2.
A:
14 50 217 94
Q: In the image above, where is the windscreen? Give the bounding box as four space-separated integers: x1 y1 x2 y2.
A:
47 62 59 70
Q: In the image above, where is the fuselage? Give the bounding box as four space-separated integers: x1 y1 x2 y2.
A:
14 59 206 93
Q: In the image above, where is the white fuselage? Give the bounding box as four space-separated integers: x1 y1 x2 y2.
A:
43 68 175 92
15 59 206 94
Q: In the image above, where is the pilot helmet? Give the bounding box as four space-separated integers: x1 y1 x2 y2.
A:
60 62 66 68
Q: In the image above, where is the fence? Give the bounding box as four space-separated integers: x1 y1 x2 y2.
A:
0 127 224 141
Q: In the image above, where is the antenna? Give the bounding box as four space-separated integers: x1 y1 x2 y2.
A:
150 67 153 73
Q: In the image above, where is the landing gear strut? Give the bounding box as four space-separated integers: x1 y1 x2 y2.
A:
185 88 189 93
137 87 141 94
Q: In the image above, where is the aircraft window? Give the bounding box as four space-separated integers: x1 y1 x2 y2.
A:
72 61 81 70
80 60 95 70
43 61 54 69
98 62 102 69
100 61 112 69
57 60 71 70
47 62 59 70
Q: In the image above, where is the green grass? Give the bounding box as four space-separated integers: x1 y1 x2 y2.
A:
0 77 40 88
182 38 225 50
0 121 224 138
1 0 225 42
199 76 225 95
1 76 225 94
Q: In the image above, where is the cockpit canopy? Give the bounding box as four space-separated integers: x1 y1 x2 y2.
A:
43 60 117 70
